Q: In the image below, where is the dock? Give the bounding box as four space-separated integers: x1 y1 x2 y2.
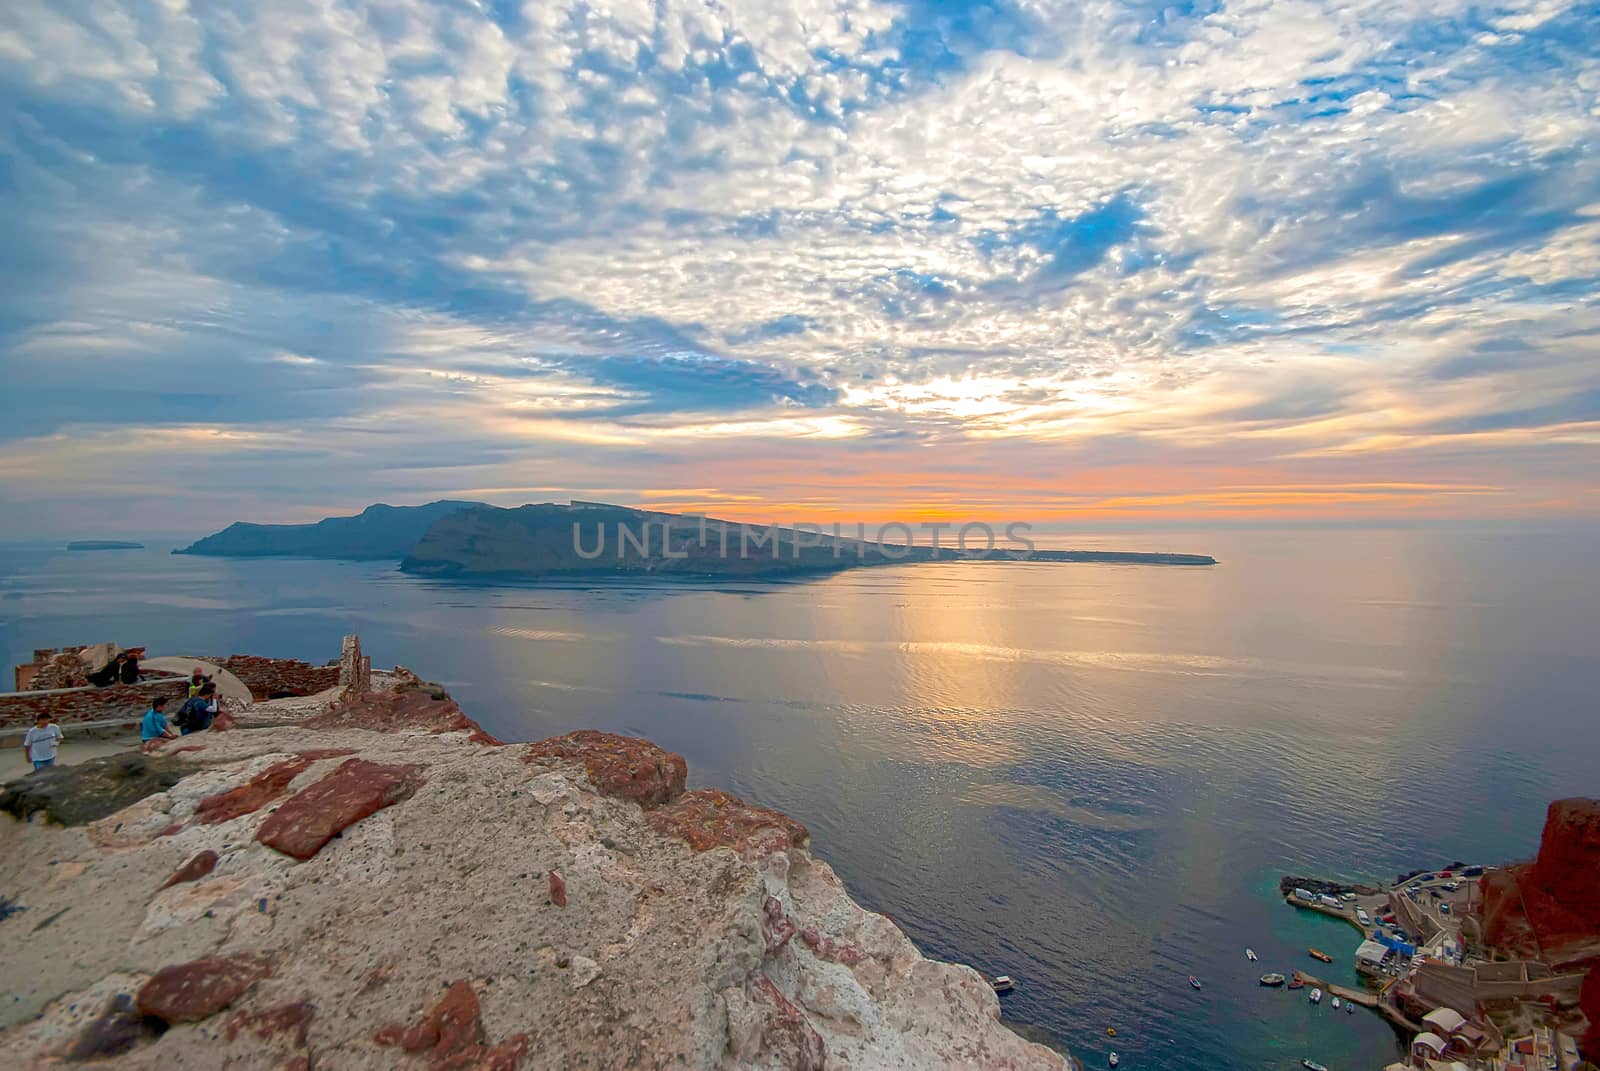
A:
1292 971 1378 1008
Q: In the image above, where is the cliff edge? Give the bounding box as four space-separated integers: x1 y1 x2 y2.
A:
1478 797 1600 970
0 681 1070 1070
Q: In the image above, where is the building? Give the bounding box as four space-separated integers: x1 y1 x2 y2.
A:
1411 1031 1448 1065
1357 938 1398 977
1421 1007 1492 1057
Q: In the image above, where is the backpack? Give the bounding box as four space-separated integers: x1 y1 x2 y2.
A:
175 696 207 730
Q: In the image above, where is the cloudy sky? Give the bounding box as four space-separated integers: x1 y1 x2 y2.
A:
1 0 1596 536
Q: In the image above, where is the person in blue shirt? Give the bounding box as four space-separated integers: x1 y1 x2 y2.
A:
141 696 177 753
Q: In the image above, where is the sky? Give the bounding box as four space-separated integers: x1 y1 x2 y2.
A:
1 0 1597 537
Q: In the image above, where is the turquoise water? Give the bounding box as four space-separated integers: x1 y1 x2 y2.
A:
3 527 1596 1070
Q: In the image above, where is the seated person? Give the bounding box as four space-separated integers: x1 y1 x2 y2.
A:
87 653 125 688
118 652 141 685
140 697 178 753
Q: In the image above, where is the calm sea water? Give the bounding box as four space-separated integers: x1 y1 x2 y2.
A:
3 527 1597 1070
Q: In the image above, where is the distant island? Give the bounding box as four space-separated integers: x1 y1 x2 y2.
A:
176 500 1216 578
174 500 482 560
66 540 144 551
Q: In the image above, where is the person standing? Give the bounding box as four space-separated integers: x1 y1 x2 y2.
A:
22 713 64 771
141 697 177 753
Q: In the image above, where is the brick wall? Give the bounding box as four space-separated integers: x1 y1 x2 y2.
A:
0 678 189 731
205 655 339 700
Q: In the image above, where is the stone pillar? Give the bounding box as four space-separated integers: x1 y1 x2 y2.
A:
338 634 371 695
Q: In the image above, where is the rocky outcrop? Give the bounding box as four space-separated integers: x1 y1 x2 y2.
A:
255 758 422 860
0 752 194 826
525 730 687 805
0 683 1070 1070
1478 798 1600 968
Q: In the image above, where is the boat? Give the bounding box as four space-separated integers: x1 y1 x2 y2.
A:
1108 1053 1119 1068
1188 975 1202 989
990 975 1015 993
1106 1027 1116 1037
1346 1000 1355 1014
1331 996 1342 1010
1287 976 1306 990
1309 948 1333 963
1246 948 1258 961
1309 987 1323 1004
1303 1061 1329 1071
1259 973 1286 987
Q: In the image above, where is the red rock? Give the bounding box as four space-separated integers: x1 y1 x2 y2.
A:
160 850 219 889
548 870 567 907
375 979 529 1069
646 789 809 855
194 757 313 825
256 759 423 861
764 896 797 956
305 686 494 737
753 975 827 1071
210 710 238 732
799 926 866 967
1477 798 1600 966
225 1001 315 1045
136 954 272 1024
523 731 686 806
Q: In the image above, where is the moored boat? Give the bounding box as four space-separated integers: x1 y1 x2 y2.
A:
1309 948 1333 963
1346 1000 1355 1014
1246 947 1258 961
1259 972 1286 987
1287 976 1306 990
1331 996 1341 1010
990 975 1015 992
1309 987 1323 1004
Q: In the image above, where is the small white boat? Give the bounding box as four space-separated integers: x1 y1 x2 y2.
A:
1302 1061 1329 1071
1346 1000 1355 1014
1309 987 1323 1004
990 975 1015 993
1246 948 1258 961
1108 1053 1119 1068
1331 996 1342 1010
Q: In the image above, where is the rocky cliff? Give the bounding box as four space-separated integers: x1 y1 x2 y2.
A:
0 682 1071 1070
1478 798 1600 970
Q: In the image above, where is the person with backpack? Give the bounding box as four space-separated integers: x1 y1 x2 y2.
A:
176 683 218 735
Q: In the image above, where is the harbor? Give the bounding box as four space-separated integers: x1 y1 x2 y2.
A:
1277 855 1594 1069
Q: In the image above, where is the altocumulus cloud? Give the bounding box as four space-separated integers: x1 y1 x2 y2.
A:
0 0 1596 533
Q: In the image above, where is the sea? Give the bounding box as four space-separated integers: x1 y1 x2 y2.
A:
3 526 1597 1071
